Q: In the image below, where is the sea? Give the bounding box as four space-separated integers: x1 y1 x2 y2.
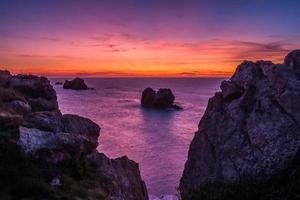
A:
51 77 225 199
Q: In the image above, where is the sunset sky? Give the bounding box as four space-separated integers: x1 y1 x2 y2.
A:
0 0 300 77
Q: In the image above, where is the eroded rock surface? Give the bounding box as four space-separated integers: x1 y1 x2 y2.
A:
180 50 300 200
0 70 148 200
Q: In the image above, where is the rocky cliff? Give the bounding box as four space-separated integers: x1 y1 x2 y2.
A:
0 70 148 200
180 50 300 200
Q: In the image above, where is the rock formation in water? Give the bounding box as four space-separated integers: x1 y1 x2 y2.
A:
141 88 182 110
180 50 300 200
63 77 88 90
0 70 148 200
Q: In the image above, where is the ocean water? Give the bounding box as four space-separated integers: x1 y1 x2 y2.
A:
51 78 224 197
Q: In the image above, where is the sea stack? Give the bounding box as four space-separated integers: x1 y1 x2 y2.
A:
63 77 88 90
141 88 182 110
179 50 300 199
0 70 148 200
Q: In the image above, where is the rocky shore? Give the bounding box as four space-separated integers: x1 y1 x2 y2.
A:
0 70 148 199
180 50 300 199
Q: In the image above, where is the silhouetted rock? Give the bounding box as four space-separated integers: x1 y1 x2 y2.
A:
141 88 156 107
0 70 11 86
0 70 148 200
88 153 148 200
55 81 63 85
141 88 182 110
284 49 300 79
63 77 88 90
180 50 300 200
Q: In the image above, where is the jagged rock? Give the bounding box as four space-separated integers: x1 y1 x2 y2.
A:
141 88 182 109
18 126 95 163
88 153 148 200
284 49 300 78
220 80 243 101
8 74 59 112
23 111 64 132
63 77 88 90
180 50 300 200
0 70 148 200
0 70 11 87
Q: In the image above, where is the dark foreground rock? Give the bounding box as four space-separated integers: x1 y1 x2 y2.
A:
63 77 88 90
180 50 300 200
0 70 148 200
141 88 182 109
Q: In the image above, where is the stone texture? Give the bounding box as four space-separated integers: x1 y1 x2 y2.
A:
88 153 148 200
180 50 300 200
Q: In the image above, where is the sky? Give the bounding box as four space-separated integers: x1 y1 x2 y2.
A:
0 0 300 77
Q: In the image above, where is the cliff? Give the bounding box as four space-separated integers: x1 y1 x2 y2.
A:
180 50 300 200
0 71 148 200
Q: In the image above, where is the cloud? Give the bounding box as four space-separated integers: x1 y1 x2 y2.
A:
15 54 72 59
39 37 62 42
178 70 232 77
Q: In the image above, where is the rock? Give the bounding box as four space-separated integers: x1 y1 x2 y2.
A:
0 71 148 199
6 100 31 114
62 114 100 150
88 153 148 200
23 111 64 132
49 175 62 187
180 50 300 200
141 88 156 107
220 80 243 101
0 70 11 87
9 75 57 100
63 77 88 90
18 126 95 163
141 88 182 109
8 74 59 112
284 49 300 79
155 88 175 108
55 81 63 85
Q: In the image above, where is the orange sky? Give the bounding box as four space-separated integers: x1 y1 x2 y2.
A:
1 1 299 77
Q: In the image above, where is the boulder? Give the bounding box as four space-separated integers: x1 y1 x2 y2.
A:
88 153 148 200
23 111 64 132
63 77 88 90
141 88 156 107
62 114 100 150
180 50 300 200
141 88 182 109
18 126 95 163
284 49 300 79
155 88 175 108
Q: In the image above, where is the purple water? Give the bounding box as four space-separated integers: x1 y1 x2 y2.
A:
51 78 224 196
